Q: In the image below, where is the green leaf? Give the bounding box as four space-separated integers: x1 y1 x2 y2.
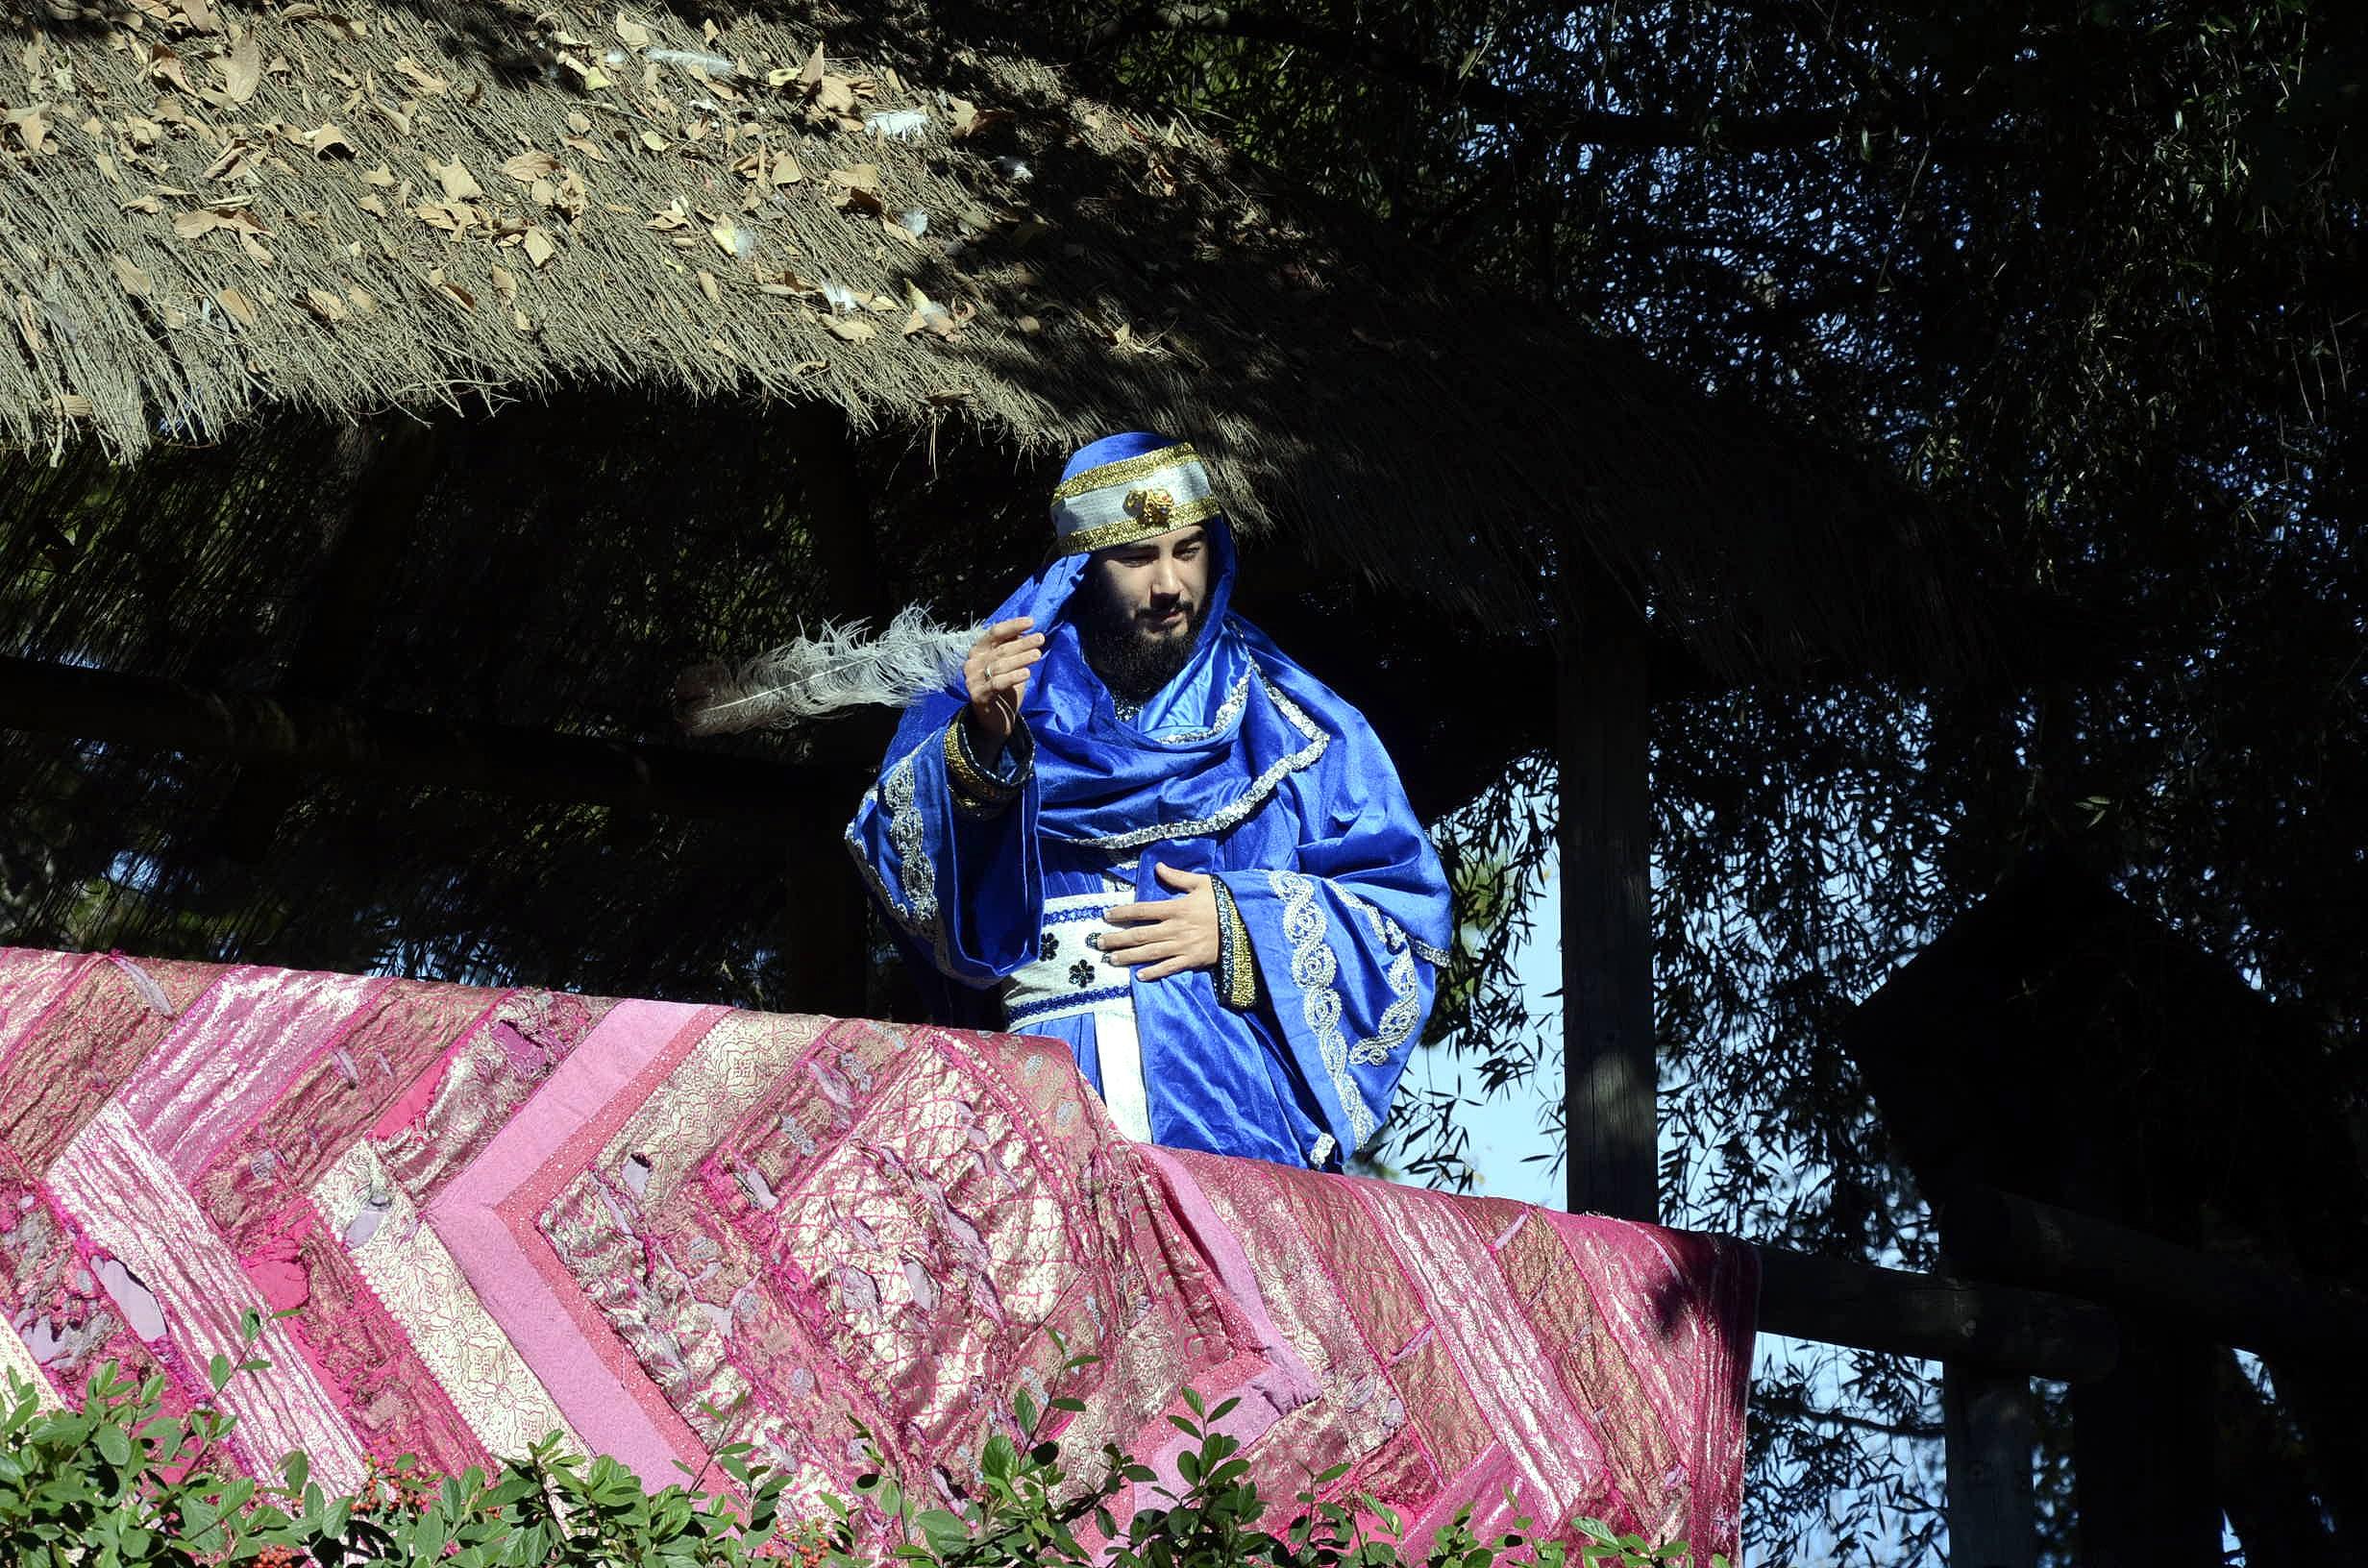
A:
914 1507 971 1553
93 1423 129 1466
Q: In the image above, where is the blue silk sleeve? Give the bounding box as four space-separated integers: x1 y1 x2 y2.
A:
844 719 1044 987
1216 716 1451 1164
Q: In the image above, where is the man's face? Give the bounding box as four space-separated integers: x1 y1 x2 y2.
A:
1074 526 1213 700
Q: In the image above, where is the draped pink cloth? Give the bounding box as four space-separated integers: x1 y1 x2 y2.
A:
0 949 1753 1556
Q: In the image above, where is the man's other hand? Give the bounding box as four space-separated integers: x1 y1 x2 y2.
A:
1099 863 1221 981
963 617 1044 756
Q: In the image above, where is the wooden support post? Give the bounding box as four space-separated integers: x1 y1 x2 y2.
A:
1944 1365 2038 1568
1558 583 1655 1220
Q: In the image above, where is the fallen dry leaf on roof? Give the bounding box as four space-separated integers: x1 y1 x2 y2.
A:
110 255 154 298
215 33 260 104
304 123 354 159
522 228 556 267
427 156 483 202
2 105 50 156
558 54 612 91
414 201 475 233
123 195 165 215
949 98 1013 139
393 57 449 96
616 12 653 48
360 162 395 186
698 268 720 304
201 140 260 182
823 315 876 343
501 149 559 183
305 286 347 322
214 284 257 325
283 6 363 40
639 129 670 153
489 264 517 304
425 266 475 311
826 162 883 214
176 0 223 32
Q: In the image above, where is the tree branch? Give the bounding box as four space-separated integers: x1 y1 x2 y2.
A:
1088 4 1861 151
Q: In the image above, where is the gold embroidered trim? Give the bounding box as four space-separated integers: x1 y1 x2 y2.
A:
1051 493 1223 558
1211 875 1258 1012
1049 443 1200 502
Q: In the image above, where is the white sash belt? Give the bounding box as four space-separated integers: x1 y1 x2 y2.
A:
999 892 1149 1140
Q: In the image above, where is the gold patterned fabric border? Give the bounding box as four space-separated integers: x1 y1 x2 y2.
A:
1049 444 1201 502
1054 495 1224 558
1049 446 1223 556
1211 876 1259 1012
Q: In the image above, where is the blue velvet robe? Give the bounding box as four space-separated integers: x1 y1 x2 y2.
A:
844 520 1452 1169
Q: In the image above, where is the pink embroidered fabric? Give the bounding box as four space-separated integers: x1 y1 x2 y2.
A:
0 948 1755 1556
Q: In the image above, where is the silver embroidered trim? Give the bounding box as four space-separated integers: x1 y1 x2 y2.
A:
1270 868 1377 1152
1064 671 1328 853
1330 892 1427 1064
1151 666 1253 746
1309 1133 1338 1168
1356 946 1423 1066
845 745 948 968
1410 936 1454 968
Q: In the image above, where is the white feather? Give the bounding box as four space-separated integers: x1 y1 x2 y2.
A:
676 608 980 735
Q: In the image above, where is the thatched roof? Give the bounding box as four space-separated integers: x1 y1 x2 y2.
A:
0 0 1980 671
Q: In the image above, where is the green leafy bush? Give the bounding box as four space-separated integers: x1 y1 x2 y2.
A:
0 1317 1724 1568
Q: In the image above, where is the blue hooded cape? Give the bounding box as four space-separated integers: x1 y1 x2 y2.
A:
846 433 1452 1169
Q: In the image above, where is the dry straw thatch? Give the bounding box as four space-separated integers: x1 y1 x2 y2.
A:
0 0 1977 670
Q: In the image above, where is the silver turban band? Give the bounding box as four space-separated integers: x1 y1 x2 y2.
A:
1048 442 1223 557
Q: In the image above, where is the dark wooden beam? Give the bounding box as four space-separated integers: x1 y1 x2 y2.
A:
1755 1246 2119 1381
0 656 852 828
1937 1180 2368 1369
1560 586 1656 1220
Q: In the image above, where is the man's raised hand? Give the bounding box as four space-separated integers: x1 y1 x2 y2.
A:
962 617 1044 756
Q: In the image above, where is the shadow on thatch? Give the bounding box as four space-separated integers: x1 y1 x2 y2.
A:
2 0 1988 677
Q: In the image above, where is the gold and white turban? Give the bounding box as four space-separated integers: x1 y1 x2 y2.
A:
1047 442 1222 557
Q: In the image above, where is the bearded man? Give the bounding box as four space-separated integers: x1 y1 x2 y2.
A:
846 432 1452 1170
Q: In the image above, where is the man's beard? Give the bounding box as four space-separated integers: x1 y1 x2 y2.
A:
1075 580 1203 703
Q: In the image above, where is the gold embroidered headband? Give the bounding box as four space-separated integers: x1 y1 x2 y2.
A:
1048 442 1223 557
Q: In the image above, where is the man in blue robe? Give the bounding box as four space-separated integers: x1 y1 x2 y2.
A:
846 432 1453 1170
